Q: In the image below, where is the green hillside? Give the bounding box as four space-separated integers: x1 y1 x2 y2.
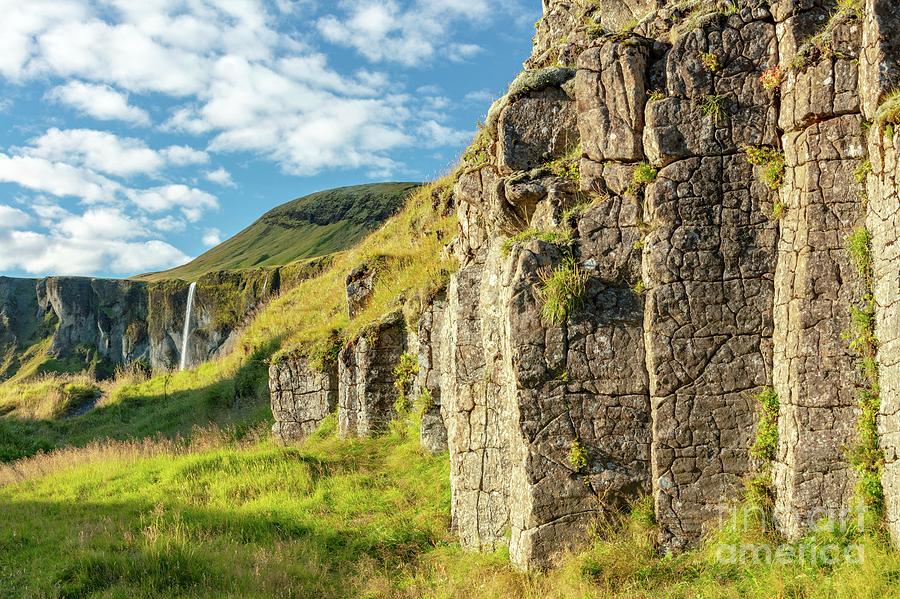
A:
137 182 420 282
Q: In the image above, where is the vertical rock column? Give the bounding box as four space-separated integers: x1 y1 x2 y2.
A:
642 10 780 548
269 355 338 443
338 312 407 437
861 0 900 543
417 290 449 454
441 254 516 549
772 10 868 537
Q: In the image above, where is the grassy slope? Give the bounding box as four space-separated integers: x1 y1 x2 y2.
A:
137 182 420 282
0 178 457 462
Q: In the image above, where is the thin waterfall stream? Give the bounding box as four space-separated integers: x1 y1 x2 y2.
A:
179 282 197 371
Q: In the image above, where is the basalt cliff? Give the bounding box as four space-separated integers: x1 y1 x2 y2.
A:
268 0 900 571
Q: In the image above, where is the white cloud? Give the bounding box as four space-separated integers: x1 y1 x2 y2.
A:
23 128 164 177
0 153 119 203
0 200 190 276
0 0 89 80
55 207 148 240
420 120 475 148
162 145 209 166
0 229 190 276
0 205 31 229
20 128 209 177
464 89 496 103
126 185 218 221
202 228 222 247
46 81 150 125
205 167 235 187
447 43 482 62
153 215 186 233
316 0 492 66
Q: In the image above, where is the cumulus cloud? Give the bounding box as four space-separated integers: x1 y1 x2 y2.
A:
464 89 497 104
316 0 492 66
420 120 475 148
0 153 119 203
202 228 222 247
161 145 209 166
46 81 150 125
126 185 218 221
0 229 190 276
0 202 190 276
0 205 31 229
22 128 209 177
205 167 235 187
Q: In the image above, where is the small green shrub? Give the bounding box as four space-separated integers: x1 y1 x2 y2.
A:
393 352 420 420
876 91 900 138
698 94 727 122
844 224 884 512
61 383 101 415
547 145 581 182
847 226 873 283
462 126 492 170
631 279 646 295
759 65 784 91
502 228 572 257
561 195 599 224
771 200 787 220
413 387 433 418
700 52 720 72
854 159 872 184
569 439 588 471
647 90 665 102
537 258 587 324
750 387 779 463
632 162 658 186
744 145 785 190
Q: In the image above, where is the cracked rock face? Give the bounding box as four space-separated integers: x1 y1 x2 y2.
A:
417 290 449 454
269 356 338 443
430 0 900 570
260 0 900 571
338 312 407 438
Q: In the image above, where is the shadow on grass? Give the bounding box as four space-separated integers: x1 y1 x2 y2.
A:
0 341 279 463
0 491 441 598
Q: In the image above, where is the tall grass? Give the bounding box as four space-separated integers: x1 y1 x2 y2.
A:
3 417 900 598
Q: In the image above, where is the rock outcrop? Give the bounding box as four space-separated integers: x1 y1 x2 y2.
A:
0 265 293 379
338 312 407 438
436 0 899 570
264 0 900 572
416 289 449 454
270 355 338 443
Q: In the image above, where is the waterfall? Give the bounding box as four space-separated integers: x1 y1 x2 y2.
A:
179 282 197 371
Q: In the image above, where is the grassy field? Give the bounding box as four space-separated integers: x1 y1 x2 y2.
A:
137 183 420 282
2 416 900 598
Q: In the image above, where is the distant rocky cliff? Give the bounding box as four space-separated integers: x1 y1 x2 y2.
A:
269 0 900 572
0 260 324 379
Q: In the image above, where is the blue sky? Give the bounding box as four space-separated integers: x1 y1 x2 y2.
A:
0 0 538 278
